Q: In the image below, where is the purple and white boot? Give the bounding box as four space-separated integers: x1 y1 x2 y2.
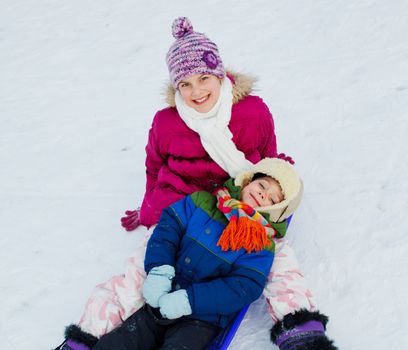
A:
54 325 98 350
270 309 338 350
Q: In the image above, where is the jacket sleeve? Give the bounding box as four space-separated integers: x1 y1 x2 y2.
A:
143 113 165 199
258 99 278 158
263 238 316 322
144 196 196 273
186 251 274 316
140 113 184 227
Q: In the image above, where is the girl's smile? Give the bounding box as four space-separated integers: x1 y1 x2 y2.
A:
250 193 261 207
193 95 210 105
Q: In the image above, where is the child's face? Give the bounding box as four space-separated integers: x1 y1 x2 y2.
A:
178 74 221 113
241 177 284 208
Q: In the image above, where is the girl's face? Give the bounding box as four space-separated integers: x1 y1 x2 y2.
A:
241 177 284 208
178 74 222 113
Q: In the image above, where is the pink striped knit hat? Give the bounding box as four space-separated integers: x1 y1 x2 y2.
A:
166 17 226 88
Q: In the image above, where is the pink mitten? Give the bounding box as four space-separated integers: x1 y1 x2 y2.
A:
277 153 295 165
120 209 141 231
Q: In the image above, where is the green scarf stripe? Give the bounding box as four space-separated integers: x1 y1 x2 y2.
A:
223 178 242 199
270 220 287 238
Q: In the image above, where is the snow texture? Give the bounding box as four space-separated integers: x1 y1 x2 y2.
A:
1 1 408 349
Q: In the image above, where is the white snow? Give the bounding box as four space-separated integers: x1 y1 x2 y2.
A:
1 1 408 349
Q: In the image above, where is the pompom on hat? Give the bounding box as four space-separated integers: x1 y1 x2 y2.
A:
235 158 304 222
166 17 226 88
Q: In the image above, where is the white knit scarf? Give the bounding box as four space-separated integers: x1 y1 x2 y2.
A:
175 78 252 177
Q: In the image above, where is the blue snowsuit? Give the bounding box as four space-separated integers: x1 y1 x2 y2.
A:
145 189 276 328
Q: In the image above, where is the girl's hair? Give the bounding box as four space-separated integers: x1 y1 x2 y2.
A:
251 172 269 181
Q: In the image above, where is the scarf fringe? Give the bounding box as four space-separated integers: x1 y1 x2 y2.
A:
217 216 272 253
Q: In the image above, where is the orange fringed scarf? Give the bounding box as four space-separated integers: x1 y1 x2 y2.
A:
216 188 276 253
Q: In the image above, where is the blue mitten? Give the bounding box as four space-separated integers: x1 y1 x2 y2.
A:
158 289 192 319
142 265 175 308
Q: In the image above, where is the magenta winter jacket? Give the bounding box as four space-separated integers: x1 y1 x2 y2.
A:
139 72 278 227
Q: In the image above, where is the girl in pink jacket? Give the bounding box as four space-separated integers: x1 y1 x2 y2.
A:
55 17 336 350
121 18 283 230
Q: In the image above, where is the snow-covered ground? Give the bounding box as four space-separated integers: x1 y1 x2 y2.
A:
1 1 408 349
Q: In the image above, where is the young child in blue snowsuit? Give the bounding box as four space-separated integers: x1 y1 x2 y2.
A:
57 158 337 350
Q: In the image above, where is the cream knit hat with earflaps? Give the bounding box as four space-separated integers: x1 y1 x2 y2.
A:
235 158 303 222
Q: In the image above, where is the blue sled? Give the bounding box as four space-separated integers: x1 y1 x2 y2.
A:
207 305 249 350
207 216 292 350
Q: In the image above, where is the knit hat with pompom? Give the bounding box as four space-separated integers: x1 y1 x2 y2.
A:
166 17 226 88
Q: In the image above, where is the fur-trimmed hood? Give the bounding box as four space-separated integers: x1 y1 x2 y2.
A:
164 70 257 107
